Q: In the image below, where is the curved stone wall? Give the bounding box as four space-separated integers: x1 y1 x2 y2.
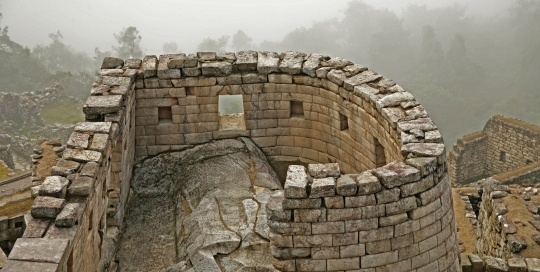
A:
2 51 459 272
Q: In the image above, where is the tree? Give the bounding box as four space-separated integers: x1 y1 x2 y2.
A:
231 30 252 51
197 36 229 52
163 42 179 54
113 26 143 59
0 8 8 38
32 31 94 73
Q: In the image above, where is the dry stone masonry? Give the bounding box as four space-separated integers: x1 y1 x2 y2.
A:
3 51 459 271
449 115 540 185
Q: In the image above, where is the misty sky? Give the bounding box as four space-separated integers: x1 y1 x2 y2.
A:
2 0 511 55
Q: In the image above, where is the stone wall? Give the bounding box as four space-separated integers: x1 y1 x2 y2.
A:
2 56 136 271
2 52 458 272
493 161 540 185
485 115 540 176
449 115 540 185
448 131 488 184
461 253 540 272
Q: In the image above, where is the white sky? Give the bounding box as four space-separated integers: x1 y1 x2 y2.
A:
2 0 511 55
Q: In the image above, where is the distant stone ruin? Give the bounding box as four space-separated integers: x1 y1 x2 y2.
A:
449 115 540 185
1 51 461 271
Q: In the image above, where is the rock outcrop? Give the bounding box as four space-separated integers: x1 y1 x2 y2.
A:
117 138 281 271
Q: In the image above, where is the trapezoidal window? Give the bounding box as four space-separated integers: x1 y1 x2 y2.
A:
500 151 506 162
218 95 246 130
158 107 172 123
339 113 349 132
374 138 386 168
290 101 304 118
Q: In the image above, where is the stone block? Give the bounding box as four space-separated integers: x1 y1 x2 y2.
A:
340 243 366 258
359 226 393 243
327 207 362 221
484 256 508 272
101 56 124 69
333 232 358 246
372 162 421 189
418 175 448 205
354 172 383 195
408 198 441 219
272 258 295 272
284 165 309 198
142 55 158 78
461 253 472 272
201 62 233 76
235 50 258 71
2 260 59 271
50 159 80 177
267 220 311 235
312 221 345 234
39 176 69 198
400 174 434 197
343 70 382 91
310 177 336 198
67 132 89 149
257 51 280 75
366 239 391 254
68 176 95 197
507 258 527 272
268 232 293 247
197 51 216 61
296 259 326 271
336 174 358 196
167 53 187 68
22 216 51 238
282 198 322 210
324 196 344 209
361 204 386 218
89 133 109 152
279 51 306 74
271 246 310 259
375 187 401 204
308 163 340 178
63 148 102 163
269 74 293 84
83 95 123 115
311 246 339 259
361 250 398 268
345 194 376 207
80 162 98 177
401 143 445 158
31 196 66 219
380 212 409 227
294 208 326 223
508 234 527 253
328 257 360 270
302 53 325 77
385 196 416 215
55 203 81 227
293 234 333 247
525 258 540 272
345 218 378 232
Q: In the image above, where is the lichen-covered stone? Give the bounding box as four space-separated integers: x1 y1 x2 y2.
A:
308 163 340 178
372 162 421 189
31 196 66 219
83 95 123 115
284 165 308 199
38 176 69 198
279 51 306 75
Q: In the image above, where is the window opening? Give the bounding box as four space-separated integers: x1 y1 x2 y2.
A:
374 138 386 168
500 151 506 162
290 101 304 118
218 95 246 130
339 113 349 131
158 107 172 123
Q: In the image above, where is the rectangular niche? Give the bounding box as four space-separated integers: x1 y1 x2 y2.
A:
218 94 246 130
339 113 349 132
500 151 506 162
158 107 172 123
374 138 386 168
290 101 304 118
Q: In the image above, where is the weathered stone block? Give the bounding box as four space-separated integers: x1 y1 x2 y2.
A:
282 198 322 210
279 51 306 75
55 203 81 227
284 165 309 198
236 51 258 71
50 159 80 177
336 174 357 196
375 187 400 204
340 243 366 258
31 196 66 219
386 196 417 215
101 57 124 69
63 148 102 163
507 258 527 272
257 51 280 75
400 174 434 197
354 171 383 195
345 194 376 207
525 258 540 272
68 176 95 197
360 250 398 268
372 162 421 189
484 256 508 272
39 176 69 198
380 212 409 227
401 143 445 158
311 246 339 259
67 132 89 149
302 53 325 77
83 95 123 115
267 220 311 235
308 163 340 178
296 259 326 271
293 234 332 247
324 196 344 209
311 221 344 234
201 62 233 76
89 133 109 152
271 246 310 259
310 177 336 198
345 218 378 232
343 70 382 91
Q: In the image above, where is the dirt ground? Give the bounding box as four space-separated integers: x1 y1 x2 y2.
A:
453 187 479 254
452 187 540 257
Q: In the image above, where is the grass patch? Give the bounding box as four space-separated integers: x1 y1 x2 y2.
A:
40 99 84 125
0 163 11 180
0 197 33 218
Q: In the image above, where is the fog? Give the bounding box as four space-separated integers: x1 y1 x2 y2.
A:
1 0 539 148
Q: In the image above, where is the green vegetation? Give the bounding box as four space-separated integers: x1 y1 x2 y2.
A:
40 99 85 125
0 162 11 180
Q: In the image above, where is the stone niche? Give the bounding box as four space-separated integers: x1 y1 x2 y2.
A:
2 51 459 272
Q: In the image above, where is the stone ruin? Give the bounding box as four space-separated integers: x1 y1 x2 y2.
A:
2 50 535 271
